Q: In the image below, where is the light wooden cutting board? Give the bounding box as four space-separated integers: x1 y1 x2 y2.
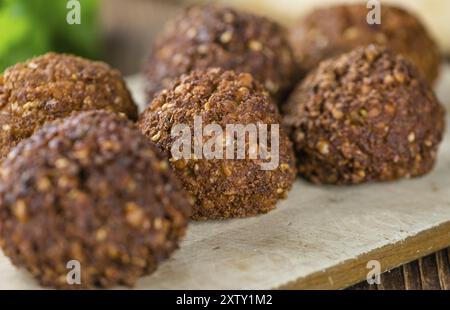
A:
1 66 449 290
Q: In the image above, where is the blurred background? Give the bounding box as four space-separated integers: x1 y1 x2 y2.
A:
1 0 449 75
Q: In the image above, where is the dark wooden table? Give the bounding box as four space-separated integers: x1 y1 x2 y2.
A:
349 248 450 290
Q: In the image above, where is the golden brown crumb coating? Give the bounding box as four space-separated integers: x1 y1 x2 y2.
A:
0 53 138 159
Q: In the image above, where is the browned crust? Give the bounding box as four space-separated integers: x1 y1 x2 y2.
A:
0 53 138 159
283 45 445 184
144 3 297 104
0 111 191 289
289 4 441 83
139 68 296 220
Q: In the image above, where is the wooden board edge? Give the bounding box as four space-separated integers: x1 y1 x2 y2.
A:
276 220 450 290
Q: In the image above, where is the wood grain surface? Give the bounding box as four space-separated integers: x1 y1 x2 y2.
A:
349 248 450 290
280 222 450 289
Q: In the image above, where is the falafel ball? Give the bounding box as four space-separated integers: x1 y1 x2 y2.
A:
144 3 296 104
138 68 296 220
283 45 445 185
0 110 191 289
0 52 138 159
289 4 441 83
